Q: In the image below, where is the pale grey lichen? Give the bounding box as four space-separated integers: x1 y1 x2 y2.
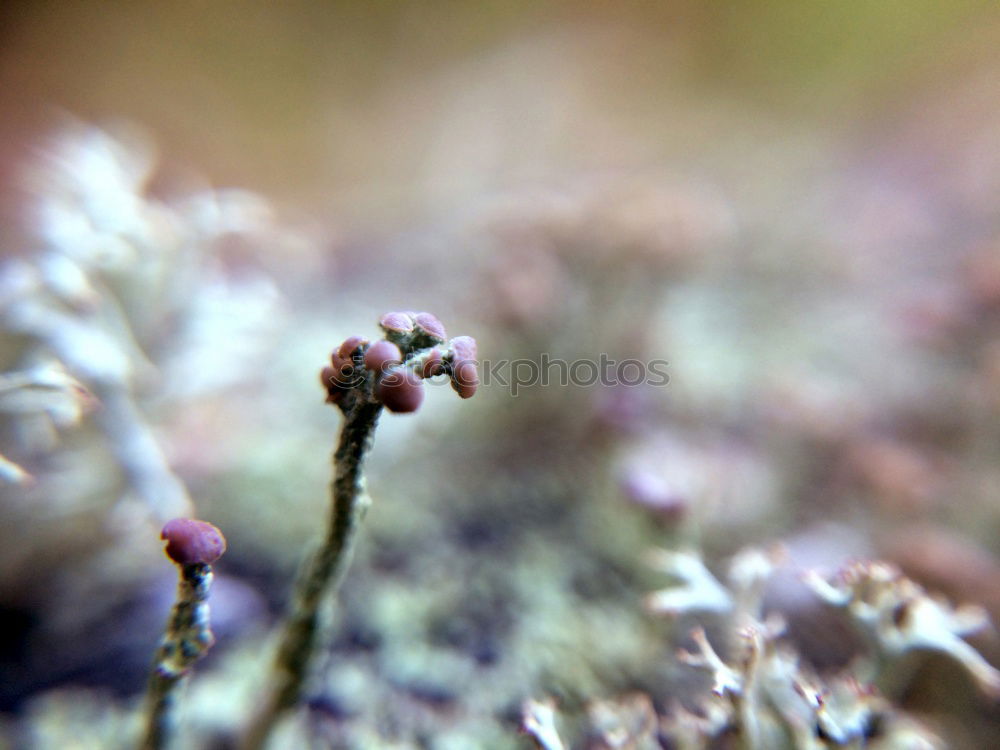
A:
643 550 734 617
520 698 566 750
0 362 94 484
644 548 995 749
523 546 996 748
1 120 295 520
804 560 1000 697
586 693 660 750
520 546 965 748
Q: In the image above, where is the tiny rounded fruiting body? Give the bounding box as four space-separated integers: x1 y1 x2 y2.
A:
161 519 227 566
337 336 369 360
323 351 361 401
414 312 447 342
320 365 338 388
379 312 414 334
451 359 479 399
375 367 425 413
320 366 346 404
364 340 402 372
421 348 445 378
450 336 477 362
448 336 479 398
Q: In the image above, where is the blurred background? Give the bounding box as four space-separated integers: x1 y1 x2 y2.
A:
1 2 999 748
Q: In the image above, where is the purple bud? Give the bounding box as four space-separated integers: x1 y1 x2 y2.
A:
414 312 447 342
337 335 369 360
320 366 346 403
364 340 403 372
450 359 479 399
375 367 425 413
328 352 348 372
619 468 686 519
325 354 357 389
450 336 478 362
379 312 415 334
421 348 446 378
448 336 479 398
161 519 227 566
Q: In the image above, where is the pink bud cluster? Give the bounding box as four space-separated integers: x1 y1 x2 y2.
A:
320 311 479 414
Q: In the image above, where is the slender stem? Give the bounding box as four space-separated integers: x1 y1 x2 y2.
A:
140 563 215 750
241 399 382 750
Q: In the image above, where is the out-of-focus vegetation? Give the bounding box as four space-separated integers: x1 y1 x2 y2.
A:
1 2 999 748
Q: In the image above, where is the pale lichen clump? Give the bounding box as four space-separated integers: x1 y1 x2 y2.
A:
521 697 567 750
670 620 942 750
653 551 996 748
0 364 94 484
524 545 1000 749
804 560 1000 697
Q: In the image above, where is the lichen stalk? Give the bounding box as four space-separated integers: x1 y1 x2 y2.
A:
242 312 477 749
140 562 216 750
241 398 382 750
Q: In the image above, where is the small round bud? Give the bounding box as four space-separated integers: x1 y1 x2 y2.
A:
329 350 347 368
421 348 445 378
364 340 402 372
414 312 447 342
450 359 479 399
448 336 479 398
618 467 687 520
375 367 425 413
337 335 369 360
320 366 345 404
325 354 358 391
450 336 478 362
161 519 227 566
379 312 415 334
